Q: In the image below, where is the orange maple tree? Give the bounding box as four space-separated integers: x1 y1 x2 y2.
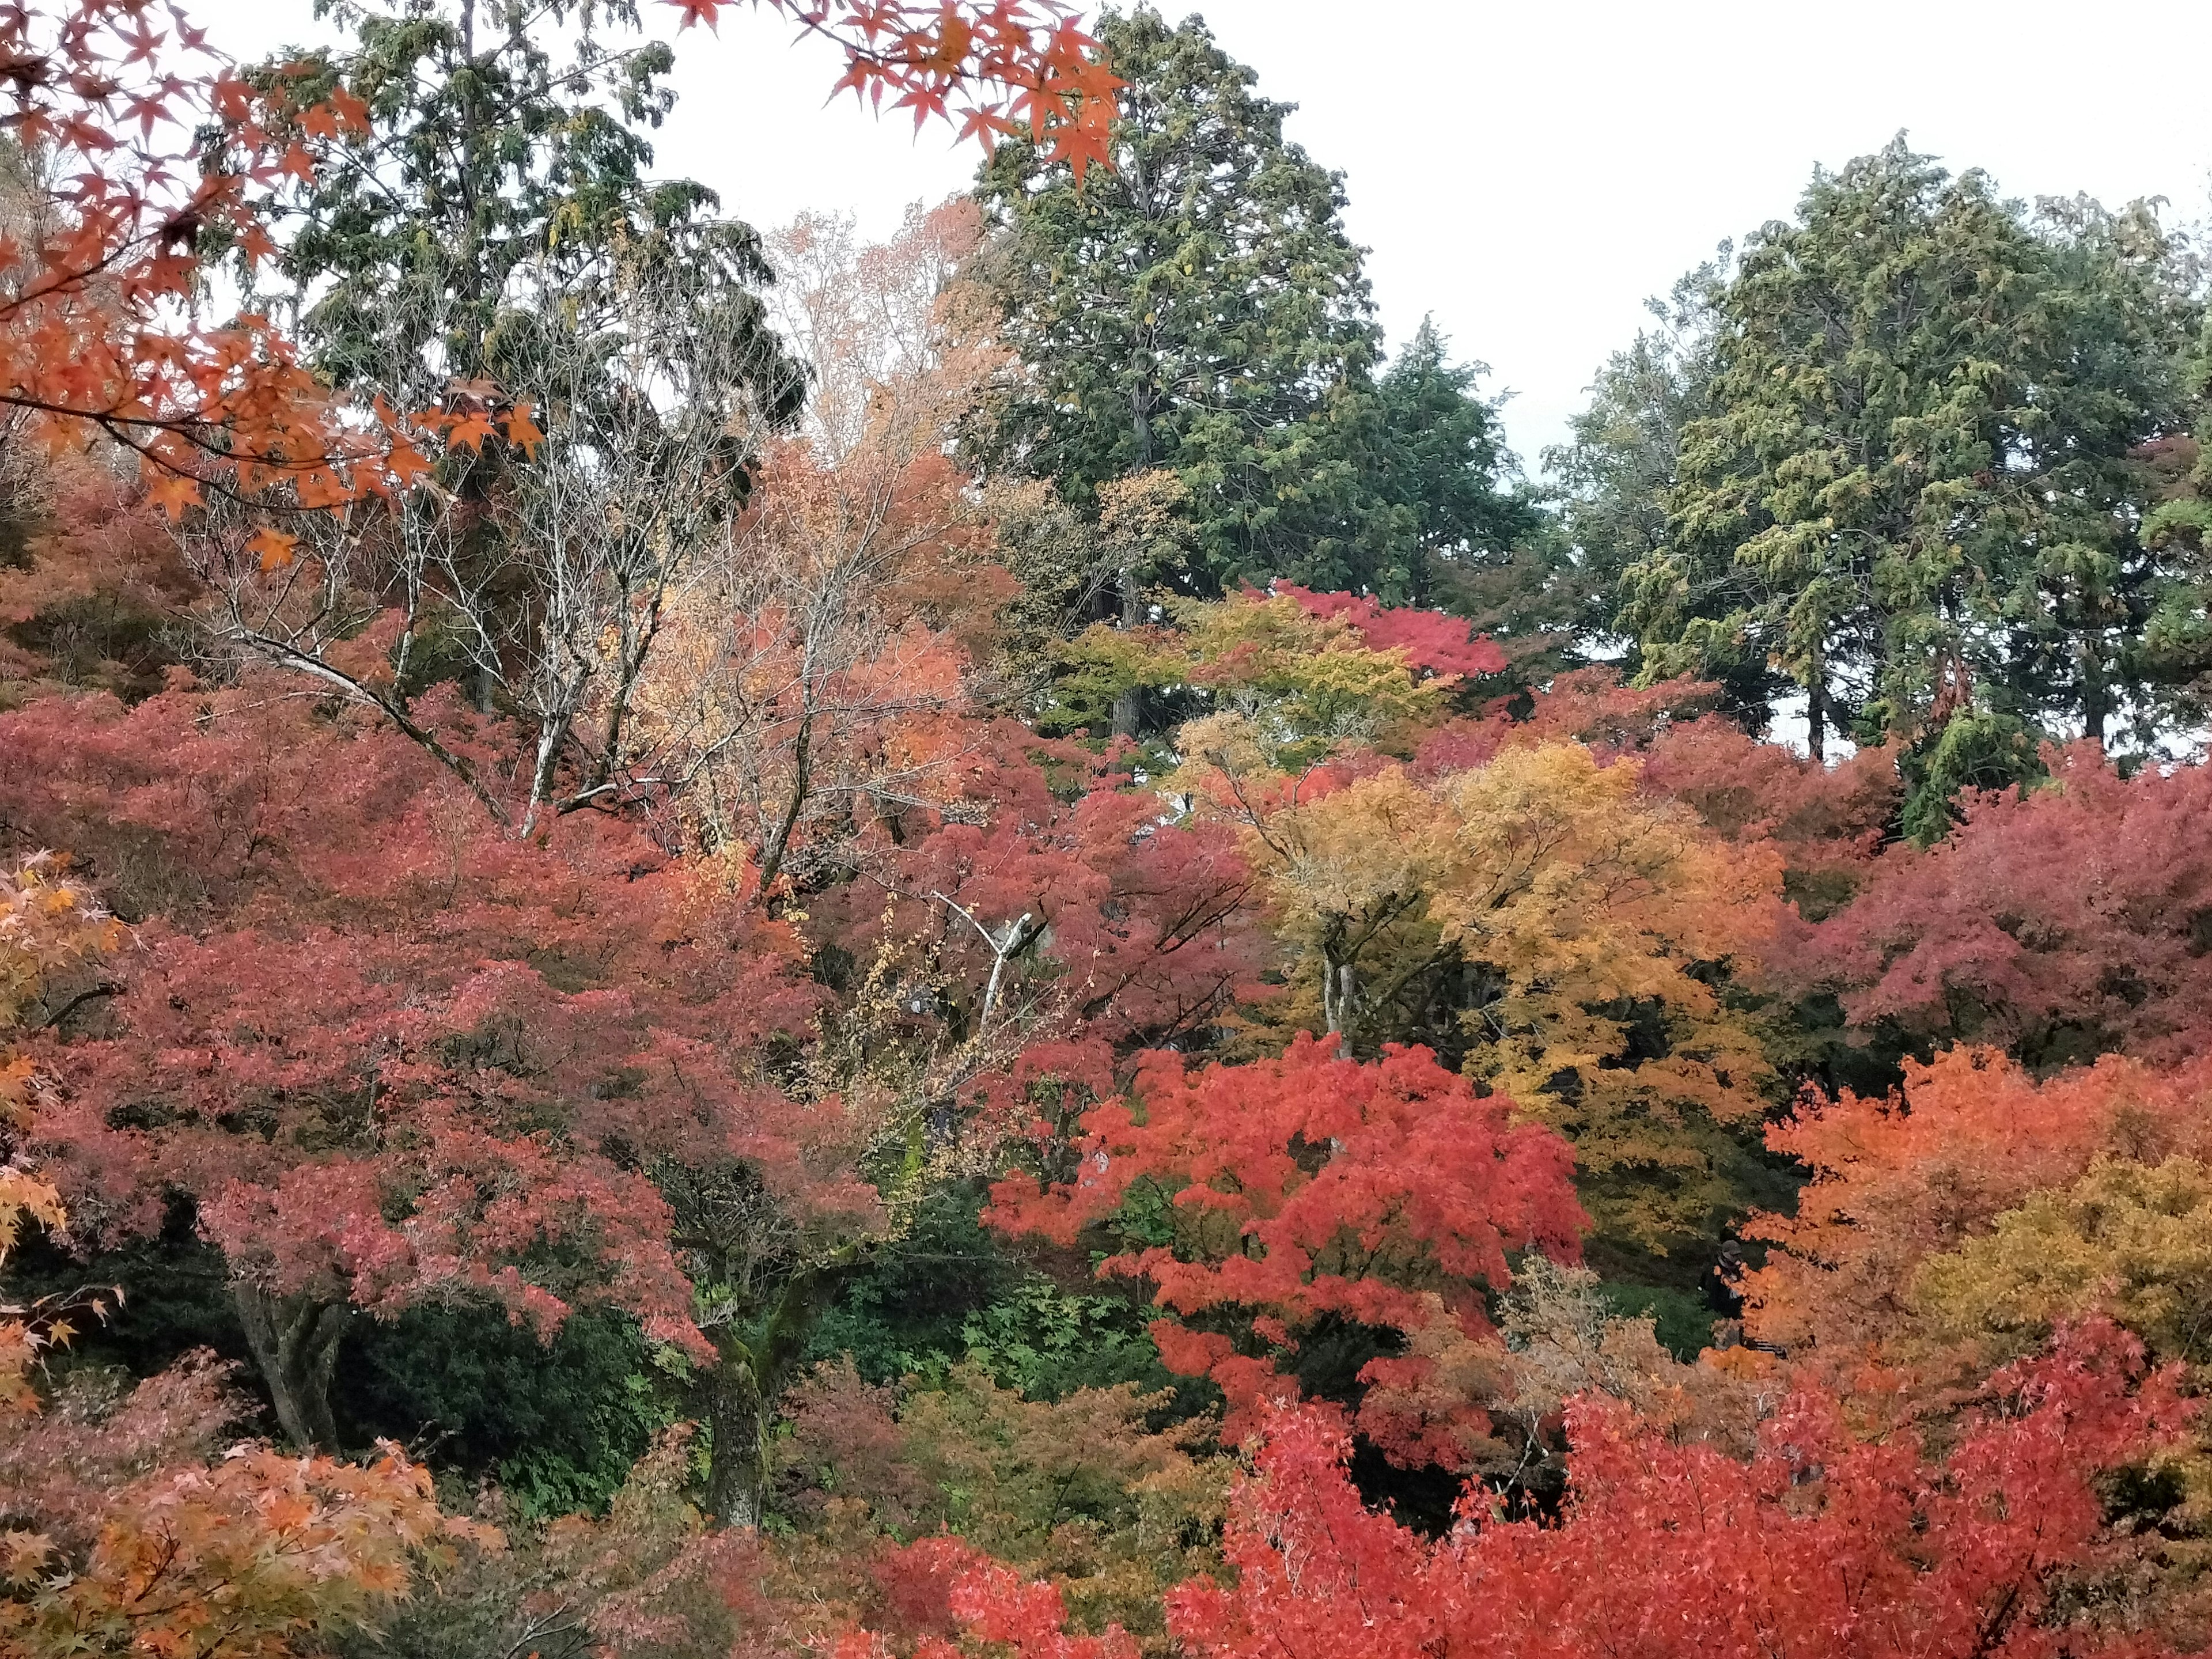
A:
1743 1043 2212 1363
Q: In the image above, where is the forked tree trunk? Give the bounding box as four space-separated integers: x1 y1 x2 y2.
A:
232 1283 350 1450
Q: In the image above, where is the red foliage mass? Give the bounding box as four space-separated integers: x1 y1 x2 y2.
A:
1151 1320 2187 1659
1 677 835 1353
985 1035 1585 1442
1778 745 2212 1069
1274 584 1509 680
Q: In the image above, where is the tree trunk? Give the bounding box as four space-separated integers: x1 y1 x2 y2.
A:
703 1355 771 1528
1804 637 1827 765
1112 369 1156 745
2081 638 2108 747
700 1259 856 1528
1111 566 1143 741
232 1283 350 1450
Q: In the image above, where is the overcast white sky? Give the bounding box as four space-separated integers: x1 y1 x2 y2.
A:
194 0 2212 472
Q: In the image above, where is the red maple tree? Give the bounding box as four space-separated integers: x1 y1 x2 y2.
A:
2 675 836 1447
985 1035 1586 1446
1776 743 2212 1070
1152 1320 2190 1659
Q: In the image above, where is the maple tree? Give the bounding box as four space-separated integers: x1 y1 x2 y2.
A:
985 1035 1586 1454
1211 736 1782 1250
1052 583 1467 757
1150 1320 2192 1659
3 1430 480 1659
1 852 122 1413
1 678 836 1451
1273 583 1510 681
1915 1154 2212 1372
1741 1043 2212 1361
0 859 476 1659
1636 713 1900 918
1777 743 2212 1073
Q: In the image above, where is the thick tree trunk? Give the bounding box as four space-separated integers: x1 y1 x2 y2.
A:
700 1259 855 1528
703 1358 771 1529
1803 637 1828 765
232 1283 350 1450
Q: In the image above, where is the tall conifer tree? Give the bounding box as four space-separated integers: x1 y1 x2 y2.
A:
971 8 1400 601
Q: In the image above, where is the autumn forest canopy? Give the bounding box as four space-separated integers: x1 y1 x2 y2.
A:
8 2 2212 1656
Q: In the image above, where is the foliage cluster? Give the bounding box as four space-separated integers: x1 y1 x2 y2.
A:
7 5 2212 1659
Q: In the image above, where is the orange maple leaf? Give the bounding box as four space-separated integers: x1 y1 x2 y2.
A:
247 526 298 571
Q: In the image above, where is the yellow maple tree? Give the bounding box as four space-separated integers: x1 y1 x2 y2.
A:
1228 745 1783 1250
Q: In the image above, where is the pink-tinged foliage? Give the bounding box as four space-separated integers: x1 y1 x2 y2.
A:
819 742 1270 1114
835 1539 1141 1659
1780 745 2212 1068
985 1035 1585 1442
1639 717 1901 905
1274 585 1508 680
1161 1320 2189 1659
0 1351 242 1552
0 677 842 1353
1409 667 1719 775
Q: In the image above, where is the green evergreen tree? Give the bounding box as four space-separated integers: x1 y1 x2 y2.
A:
260 0 798 418
1544 259 1782 716
1369 317 1543 606
2001 194 2200 746
1620 139 2191 782
2141 305 2212 728
969 6 1390 601
227 0 804 806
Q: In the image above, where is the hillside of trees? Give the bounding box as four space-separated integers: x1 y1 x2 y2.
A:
6 3 2212 1657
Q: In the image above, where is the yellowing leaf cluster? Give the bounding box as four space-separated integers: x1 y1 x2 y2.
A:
1064 591 1455 772
1234 745 1783 1249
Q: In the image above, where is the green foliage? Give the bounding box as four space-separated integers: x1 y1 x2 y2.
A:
973 9 1526 605
338 1306 677 1517
260 0 780 396
1592 1282 1718 1362
1897 709 2046 845
1545 260 1770 713
803 1181 1032 1387
955 1279 1171 1403
1371 318 1548 608
1620 138 2197 763
972 4 1374 593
